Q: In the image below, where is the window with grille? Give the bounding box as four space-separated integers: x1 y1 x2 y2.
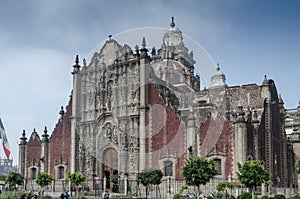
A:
58 166 65 179
164 161 173 176
214 159 222 174
31 168 37 180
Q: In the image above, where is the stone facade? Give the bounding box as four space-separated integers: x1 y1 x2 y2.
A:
19 18 298 193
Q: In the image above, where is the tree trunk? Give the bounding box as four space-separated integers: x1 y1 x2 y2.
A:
251 188 254 199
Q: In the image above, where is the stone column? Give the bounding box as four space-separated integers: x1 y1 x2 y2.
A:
71 55 81 173
233 104 247 180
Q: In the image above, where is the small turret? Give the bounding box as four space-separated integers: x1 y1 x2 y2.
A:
210 63 227 88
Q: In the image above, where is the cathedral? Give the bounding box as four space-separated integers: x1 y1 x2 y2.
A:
19 18 299 194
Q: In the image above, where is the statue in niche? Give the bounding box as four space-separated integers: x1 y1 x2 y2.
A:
106 126 112 139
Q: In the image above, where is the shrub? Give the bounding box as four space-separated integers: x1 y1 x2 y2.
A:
237 192 251 199
260 195 269 199
173 193 186 199
273 194 285 199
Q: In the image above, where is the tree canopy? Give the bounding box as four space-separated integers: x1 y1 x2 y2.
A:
5 172 24 191
138 168 163 186
138 168 163 199
67 172 87 196
237 160 269 198
181 157 218 189
36 172 53 189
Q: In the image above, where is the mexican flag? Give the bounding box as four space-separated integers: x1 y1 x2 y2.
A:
0 118 11 159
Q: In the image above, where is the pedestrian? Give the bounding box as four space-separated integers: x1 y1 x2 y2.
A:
64 191 70 199
20 194 26 199
102 189 110 199
60 193 65 199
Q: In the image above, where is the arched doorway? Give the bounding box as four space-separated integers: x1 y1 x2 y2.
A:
103 148 118 191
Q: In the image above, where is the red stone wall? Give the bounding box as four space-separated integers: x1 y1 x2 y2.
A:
26 132 41 176
49 98 72 177
199 116 233 179
148 84 185 180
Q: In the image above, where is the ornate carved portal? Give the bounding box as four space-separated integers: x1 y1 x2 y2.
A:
103 148 118 191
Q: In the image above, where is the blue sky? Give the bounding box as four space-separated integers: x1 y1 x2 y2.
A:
0 0 299 162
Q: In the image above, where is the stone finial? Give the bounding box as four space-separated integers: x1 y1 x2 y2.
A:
59 106 65 117
42 126 49 142
72 55 81 74
216 63 220 71
235 103 245 123
190 50 194 58
151 47 156 56
142 37 146 49
170 17 175 28
262 75 268 85
140 38 148 57
83 58 87 67
22 129 26 137
108 34 112 40
135 45 139 55
19 129 27 144
252 110 259 124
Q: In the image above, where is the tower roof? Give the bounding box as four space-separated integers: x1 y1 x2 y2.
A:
163 17 184 47
210 63 227 88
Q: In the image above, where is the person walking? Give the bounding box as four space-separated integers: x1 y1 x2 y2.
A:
102 189 110 199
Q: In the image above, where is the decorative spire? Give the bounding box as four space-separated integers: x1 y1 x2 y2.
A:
59 106 65 118
42 126 49 142
19 130 27 144
170 17 175 28
142 37 146 49
262 75 268 85
235 102 245 123
83 58 86 67
216 63 220 71
151 47 156 56
72 55 81 74
252 110 259 124
135 45 139 55
140 37 148 57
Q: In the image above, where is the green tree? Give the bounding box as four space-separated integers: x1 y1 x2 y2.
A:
181 157 218 192
5 172 24 191
237 160 269 199
216 181 234 199
67 172 87 196
138 168 163 199
36 172 53 193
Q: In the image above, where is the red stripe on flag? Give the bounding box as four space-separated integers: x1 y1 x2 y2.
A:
2 140 10 160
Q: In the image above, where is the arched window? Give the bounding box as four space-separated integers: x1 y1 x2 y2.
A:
214 159 222 175
58 166 65 179
164 161 173 176
31 167 37 180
